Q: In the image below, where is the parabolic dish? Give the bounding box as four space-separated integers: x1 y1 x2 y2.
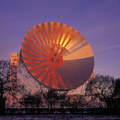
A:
21 22 94 90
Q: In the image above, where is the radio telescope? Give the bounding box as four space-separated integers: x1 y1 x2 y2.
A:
21 22 94 90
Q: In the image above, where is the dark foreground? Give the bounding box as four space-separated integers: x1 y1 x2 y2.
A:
1 108 120 115
0 114 120 120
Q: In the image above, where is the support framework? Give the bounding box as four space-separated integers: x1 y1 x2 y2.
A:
6 53 22 108
5 52 48 108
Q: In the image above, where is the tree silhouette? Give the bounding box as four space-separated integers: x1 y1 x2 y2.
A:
64 95 87 108
114 78 120 97
85 74 115 108
22 90 43 108
33 91 43 108
113 78 120 108
59 93 67 108
43 89 58 109
0 60 10 111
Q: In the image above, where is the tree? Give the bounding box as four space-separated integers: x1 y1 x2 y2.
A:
64 95 87 108
59 93 67 108
23 92 43 108
85 74 115 108
0 60 10 110
114 78 120 97
113 78 120 108
0 60 23 109
43 89 58 109
33 91 43 108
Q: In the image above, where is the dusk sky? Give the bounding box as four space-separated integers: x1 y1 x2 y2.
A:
0 0 120 78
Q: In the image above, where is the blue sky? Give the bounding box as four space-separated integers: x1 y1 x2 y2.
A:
0 0 120 78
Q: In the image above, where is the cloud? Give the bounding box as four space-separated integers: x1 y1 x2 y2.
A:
97 44 120 52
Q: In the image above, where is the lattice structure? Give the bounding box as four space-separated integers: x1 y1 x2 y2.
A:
6 52 48 108
5 53 23 108
18 60 48 93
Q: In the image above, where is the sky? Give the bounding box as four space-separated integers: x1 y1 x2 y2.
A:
0 0 120 78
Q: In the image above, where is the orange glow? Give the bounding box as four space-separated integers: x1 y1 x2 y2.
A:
57 24 66 45
60 27 72 46
64 30 78 48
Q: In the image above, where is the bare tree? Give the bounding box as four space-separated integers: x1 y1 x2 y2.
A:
64 95 87 108
0 60 10 110
85 74 115 108
43 89 58 109
114 78 120 97
22 91 42 108
59 93 67 108
33 91 43 108
113 78 120 108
